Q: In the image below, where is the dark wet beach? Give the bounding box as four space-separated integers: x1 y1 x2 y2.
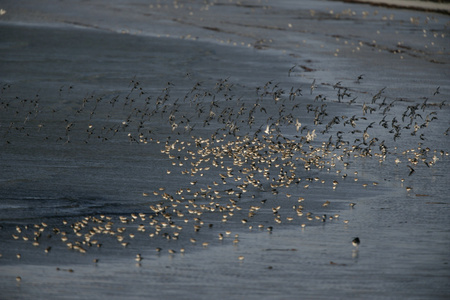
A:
0 0 449 299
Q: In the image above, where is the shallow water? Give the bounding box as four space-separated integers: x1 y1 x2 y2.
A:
0 0 449 299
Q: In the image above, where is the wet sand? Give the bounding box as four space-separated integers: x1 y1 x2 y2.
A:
0 0 449 299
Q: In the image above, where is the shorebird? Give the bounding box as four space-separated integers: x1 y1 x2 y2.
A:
295 119 302 132
310 79 316 95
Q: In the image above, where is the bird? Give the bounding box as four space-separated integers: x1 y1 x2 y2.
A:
355 74 364 83
310 79 316 95
352 237 360 247
295 119 302 132
407 165 415 176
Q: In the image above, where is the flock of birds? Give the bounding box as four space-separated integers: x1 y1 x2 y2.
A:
1 73 448 264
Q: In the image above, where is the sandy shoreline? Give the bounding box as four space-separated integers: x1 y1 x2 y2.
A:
1 0 449 299
337 0 450 14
